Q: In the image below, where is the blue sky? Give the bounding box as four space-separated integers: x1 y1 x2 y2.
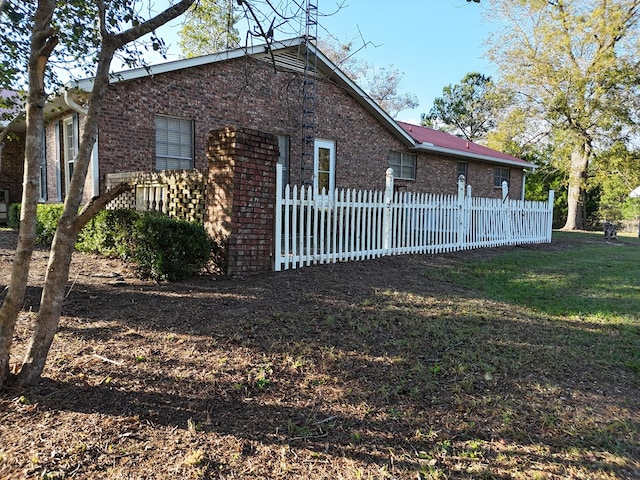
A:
317 0 496 123
150 0 497 125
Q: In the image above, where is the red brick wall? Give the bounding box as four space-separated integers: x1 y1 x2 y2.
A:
205 126 278 275
8 54 525 206
96 55 524 200
0 135 24 204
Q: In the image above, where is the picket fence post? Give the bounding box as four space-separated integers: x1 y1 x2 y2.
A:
383 168 394 254
457 175 466 249
274 163 283 271
501 181 512 243
547 189 555 242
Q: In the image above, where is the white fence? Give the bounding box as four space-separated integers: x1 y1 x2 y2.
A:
274 167 554 271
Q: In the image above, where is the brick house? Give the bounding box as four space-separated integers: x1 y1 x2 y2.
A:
1 37 534 209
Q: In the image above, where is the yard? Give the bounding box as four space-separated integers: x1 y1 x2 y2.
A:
0 229 638 479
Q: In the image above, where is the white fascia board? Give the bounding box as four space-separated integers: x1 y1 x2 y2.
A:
71 38 307 91
414 143 537 170
1 114 25 132
66 37 418 147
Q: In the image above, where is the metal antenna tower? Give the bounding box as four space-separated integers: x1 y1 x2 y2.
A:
300 0 318 186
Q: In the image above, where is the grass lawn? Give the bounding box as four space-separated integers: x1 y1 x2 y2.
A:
0 230 638 479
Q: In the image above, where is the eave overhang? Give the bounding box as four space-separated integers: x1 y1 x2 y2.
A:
412 142 537 170
70 37 417 147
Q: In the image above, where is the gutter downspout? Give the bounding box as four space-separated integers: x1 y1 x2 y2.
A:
63 90 99 198
521 167 537 200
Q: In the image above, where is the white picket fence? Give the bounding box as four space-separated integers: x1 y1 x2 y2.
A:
274 167 554 271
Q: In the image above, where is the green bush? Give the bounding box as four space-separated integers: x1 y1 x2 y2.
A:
6 203 64 245
36 204 64 245
7 203 20 229
131 213 212 281
77 208 140 258
9 203 218 281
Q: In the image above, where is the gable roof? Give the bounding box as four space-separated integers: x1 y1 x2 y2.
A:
7 37 534 171
71 37 534 170
71 37 418 146
397 121 535 169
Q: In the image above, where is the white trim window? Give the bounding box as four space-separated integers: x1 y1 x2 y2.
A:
457 161 467 180
389 151 416 180
494 167 510 188
39 129 47 201
62 114 79 192
155 115 194 170
314 139 335 197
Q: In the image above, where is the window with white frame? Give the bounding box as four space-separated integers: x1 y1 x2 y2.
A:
62 115 78 192
389 151 416 180
494 167 510 187
39 131 47 201
314 139 335 197
457 161 467 180
155 115 194 170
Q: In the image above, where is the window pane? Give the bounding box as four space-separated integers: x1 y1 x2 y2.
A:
155 115 193 170
389 151 416 180
277 135 290 192
494 167 510 187
318 147 330 173
457 162 467 178
318 172 329 192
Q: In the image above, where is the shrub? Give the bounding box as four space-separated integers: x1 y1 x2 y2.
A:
131 213 212 281
6 203 64 245
7 203 20 229
77 208 140 258
75 209 109 254
35 204 64 245
10 203 218 281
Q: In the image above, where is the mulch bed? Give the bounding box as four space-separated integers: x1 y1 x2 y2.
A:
0 229 637 479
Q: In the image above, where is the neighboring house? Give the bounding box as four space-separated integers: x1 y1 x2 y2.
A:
1 37 534 208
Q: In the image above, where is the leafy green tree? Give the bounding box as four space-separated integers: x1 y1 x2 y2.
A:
487 0 640 230
591 142 640 221
0 0 196 389
422 72 502 142
178 0 240 56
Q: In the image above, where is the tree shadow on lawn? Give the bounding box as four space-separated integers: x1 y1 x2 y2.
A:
6 246 640 477
20 346 638 480
31 312 640 469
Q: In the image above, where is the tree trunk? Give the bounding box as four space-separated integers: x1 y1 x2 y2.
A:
0 0 57 389
562 143 591 231
13 0 197 386
15 183 130 385
15 222 75 385
14 37 117 385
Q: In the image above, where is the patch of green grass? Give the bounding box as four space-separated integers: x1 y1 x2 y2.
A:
446 232 640 321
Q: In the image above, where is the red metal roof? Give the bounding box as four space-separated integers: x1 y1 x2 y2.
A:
397 121 533 168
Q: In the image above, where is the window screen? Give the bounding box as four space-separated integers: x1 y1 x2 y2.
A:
389 151 417 180
155 115 194 170
494 167 510 187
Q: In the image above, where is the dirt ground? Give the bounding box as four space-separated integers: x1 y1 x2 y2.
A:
0 229 638 479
